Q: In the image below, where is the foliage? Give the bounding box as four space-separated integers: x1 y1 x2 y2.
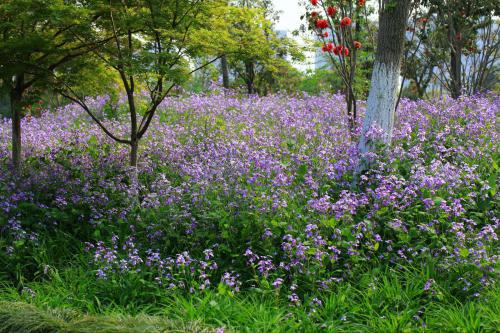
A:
194 0 304 95
0 0 90 86
298 69 343 94
0 301 212 333
0 92 498 301
413 0 500 98
58 0 228 166
0 264 498 332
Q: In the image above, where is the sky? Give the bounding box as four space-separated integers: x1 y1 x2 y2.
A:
272 0 377 31
272 0 314 70
273 0 303 32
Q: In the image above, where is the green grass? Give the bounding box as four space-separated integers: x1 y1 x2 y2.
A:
0 264 497 333
0 301 211 333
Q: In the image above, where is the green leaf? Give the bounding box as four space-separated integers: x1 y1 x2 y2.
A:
217 282 228 295
323 218 337 228
488 173 497 196
14 240 25 248
297 164 308 177
459 248 469 258
433 197 444 205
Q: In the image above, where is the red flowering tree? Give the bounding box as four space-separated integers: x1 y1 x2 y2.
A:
304 0 368 133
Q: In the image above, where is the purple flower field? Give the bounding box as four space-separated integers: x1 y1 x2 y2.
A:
0 92 498 302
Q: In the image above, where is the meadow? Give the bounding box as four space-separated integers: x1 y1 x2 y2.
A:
0 91 498 332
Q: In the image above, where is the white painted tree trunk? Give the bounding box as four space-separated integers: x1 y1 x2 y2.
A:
358 62 400 153
356 0 411 166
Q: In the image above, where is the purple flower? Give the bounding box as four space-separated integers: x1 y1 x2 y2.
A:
262 228 273 240
272 278 284 289
424 279 435 291
288 293 300 306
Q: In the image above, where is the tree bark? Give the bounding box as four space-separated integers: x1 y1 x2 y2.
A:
129 139 140 207
358 0 411 156
130 140 138 167
220 54 230 89
345 88 356 134
450 45 462 99
448 16 463 99
10 74 24 171
245 60 255 94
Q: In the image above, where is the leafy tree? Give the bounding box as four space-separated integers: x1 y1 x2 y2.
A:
244 55 303 95
197 0 303 94
232 0 283 94
298 69 343 94
60 0 226 170
419 0 499 98
0 0 105 170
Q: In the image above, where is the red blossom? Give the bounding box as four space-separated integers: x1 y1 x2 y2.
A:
322 42 334 53
353 41 362 49
322 31 329 37
358 0 366 6
340 17 352 28
310 0 318 6
315 19 329 29
332 45 349 57
327 6 337 16
310 11 318 17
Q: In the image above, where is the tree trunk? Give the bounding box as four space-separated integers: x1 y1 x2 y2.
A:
245 61 255 94
346 90 354 132
10 74 24 171
450 45 462 99
358 0 411 156
130 140 138 167
220 54 230 89
129 139 140 206
448 16 463 99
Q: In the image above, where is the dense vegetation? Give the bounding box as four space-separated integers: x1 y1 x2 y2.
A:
0 90 498 332
0 0 498 332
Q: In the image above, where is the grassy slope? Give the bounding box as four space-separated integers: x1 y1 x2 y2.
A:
0 301 212 333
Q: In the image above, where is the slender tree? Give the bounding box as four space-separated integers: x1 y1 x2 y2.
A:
303 0 373 133
220 54 230 89
0 0 103 170
60 0 224 169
